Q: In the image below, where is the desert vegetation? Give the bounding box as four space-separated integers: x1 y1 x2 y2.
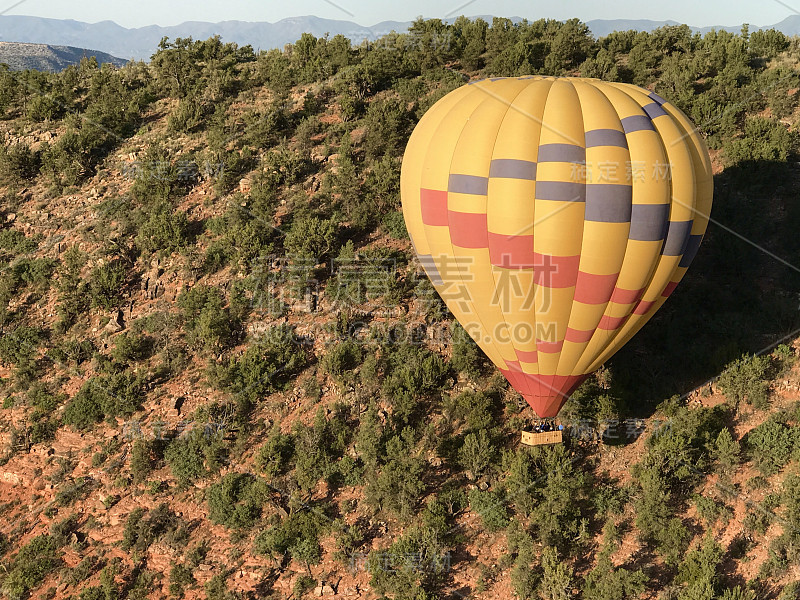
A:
0 17 799 600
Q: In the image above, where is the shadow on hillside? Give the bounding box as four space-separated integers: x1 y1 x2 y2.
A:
610 159 800 417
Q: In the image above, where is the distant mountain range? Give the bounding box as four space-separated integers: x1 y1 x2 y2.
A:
583 17 800 37
0 41 126 71
0 15 416 62
2 14 800 65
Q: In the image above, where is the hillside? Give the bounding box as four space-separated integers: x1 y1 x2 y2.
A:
0 42 126 71
0 18 800 600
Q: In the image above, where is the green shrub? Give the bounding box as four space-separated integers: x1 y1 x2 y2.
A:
49 514 80 546
510 546 538 600
293 575 316 598
164 428 226 487
540 546 574 600
362 97 411 160
365 429 425 521
54 245 90 332
64 555 99 587
450 322 484 378
381 211 408 239
782 473 800 532
283 214 340 263
724 117 797 164
367 520 451 599
321 338 363 381
209 147 256 195
204 573 237 600
693 494 732 527
121 507 147 550
503 445 590 553
168 93 209 133
633 404 728 492
62 383 105 429
0 325 43 381
10 258 57 288
750 29 789 58
40 130 84 188
205 203 278 269
135 201 191 254
746 416 796 475
209 325 306 412
582 521 647 600
0 141 41 182
55 477 93 506
292 406 354 491
49 338 95 365
63 372 144 430
256 427 295 479
121 503 188 552
254 510 326 568
381 337 448 423
27 386 60 412
0 326 43 366
444 390 496 432
89 260 127 310
773 344 797 375
468 488 509 531
112 331 154 363
712 427 741 474
169 562 196 597
1 535 60 600
27 415 58 445
178 285 239 352
130 439 155 483
80 585 105 600
130 142 188 205
206 473 267 529
383 339 447 397
326 243 405 307
0 230 38 261
655 517 691 568
717 354 772 409
675 533 723 599
458 429 496 477
355 402 383 469
778 582 800 600
719 586 757 600
27 90 68 123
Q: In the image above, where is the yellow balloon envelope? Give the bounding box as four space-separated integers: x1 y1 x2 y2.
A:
401 76 713 418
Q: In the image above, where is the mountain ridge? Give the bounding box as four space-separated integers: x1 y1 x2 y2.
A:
0 13 793 62
0 41 126 71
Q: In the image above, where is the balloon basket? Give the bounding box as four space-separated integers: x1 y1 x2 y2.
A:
520 421 564 446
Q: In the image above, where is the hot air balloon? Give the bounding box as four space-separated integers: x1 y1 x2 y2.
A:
400 76 713 420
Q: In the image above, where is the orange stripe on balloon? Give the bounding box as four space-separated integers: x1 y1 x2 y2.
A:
565 327 595 343
515 348 539 363
633 300 656 315
488 232 535 269
449 211 488 248
533 253 580 288
661 281 679 297
610 286 645 304
536 339 564 353
420 188 448 226
597 315 627 330
573 271 618 304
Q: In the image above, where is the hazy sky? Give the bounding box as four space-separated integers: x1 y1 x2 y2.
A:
1 0 797 28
